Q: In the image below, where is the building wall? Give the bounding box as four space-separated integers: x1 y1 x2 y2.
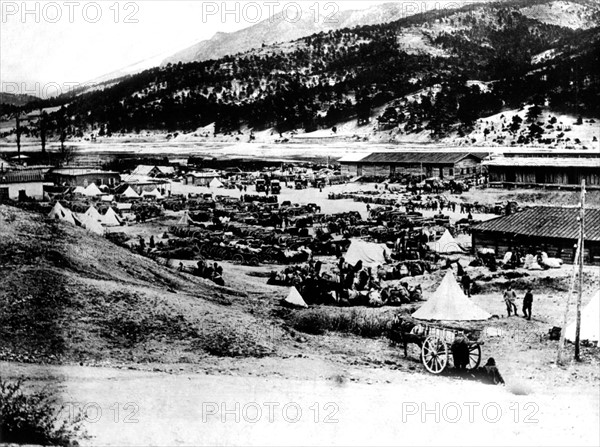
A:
489 166 600 187
454 158 482 179
53 173 120 187
340 157 482 180
186 175 215 186
472 231 600 265
0 182 46 200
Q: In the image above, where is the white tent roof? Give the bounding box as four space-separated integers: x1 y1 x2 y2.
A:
83 183 102 197
178 211 192 226
102 207 121 227
412 271 491 321
48 202 76 225
209 178 224 188
344 239 388 268
428 229 464 254
121 186 140 198
282 287 308 308
142 188 163 199
72 186 86 195
75 213 105 235
565 291 600 343
85 206 102 222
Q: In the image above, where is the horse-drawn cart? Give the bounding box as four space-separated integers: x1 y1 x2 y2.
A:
392 317 484 374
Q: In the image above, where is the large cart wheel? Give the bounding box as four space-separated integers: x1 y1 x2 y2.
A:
421 336 449 374
465 344 482 370
232 254 244 265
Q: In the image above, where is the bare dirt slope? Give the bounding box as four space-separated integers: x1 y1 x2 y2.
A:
0 205 281 365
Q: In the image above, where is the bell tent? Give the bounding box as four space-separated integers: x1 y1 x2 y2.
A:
428 229 464 254
101 207 122 227
48 202 76 225
412 271 491 321
565 291 599 344
281 287 308 309
83 183 102 197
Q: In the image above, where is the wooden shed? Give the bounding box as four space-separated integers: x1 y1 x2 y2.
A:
471 207 600 265
485 158 600 189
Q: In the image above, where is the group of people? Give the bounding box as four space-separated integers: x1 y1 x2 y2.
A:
188 260 225 286
269 257 425 307
503 286 533 320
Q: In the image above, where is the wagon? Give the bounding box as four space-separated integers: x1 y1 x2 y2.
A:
392 317 483 374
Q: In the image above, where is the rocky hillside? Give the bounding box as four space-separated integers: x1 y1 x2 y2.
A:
3 0 599 143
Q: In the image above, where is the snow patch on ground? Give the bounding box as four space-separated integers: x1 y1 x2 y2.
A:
521 1 600 30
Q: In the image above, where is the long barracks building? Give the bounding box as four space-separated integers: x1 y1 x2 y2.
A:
339 152 488 180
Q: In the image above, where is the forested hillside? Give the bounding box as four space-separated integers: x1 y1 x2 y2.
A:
2 0 599 142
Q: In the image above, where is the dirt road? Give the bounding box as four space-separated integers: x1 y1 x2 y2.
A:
3 362 598 446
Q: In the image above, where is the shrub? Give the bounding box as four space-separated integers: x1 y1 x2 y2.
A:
0 378 88 446
200 326 273 358
292 308 395 338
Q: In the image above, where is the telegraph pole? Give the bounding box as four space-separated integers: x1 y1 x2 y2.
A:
575 180 586 361
557 180 585 365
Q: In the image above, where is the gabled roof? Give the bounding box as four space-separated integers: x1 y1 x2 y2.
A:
132 165 175 176
344 152 487 165
472 207 600 242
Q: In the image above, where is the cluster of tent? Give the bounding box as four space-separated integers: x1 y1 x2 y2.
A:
72 183 165 200
48 202 122 235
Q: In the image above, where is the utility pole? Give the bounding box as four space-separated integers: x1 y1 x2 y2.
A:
575 180 586 361
557 237 581 365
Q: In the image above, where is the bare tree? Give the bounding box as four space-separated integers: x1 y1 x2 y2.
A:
40 110 47 154
16 113 21 160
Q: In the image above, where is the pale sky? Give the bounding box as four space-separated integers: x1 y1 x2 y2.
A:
0 1 465 96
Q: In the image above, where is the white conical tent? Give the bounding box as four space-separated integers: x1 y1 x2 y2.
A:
121 186 140 199
75 213 105 235
344 239 388 268
83 183 102 197
72 186 86 195
178 211 192 226
85 206 102 222
412 271 491 321
282 287 308 308
565 291 599 343
210 178 224 188
428 229 464 254
142 188 163 199
48 202 76 225
102 207 121 226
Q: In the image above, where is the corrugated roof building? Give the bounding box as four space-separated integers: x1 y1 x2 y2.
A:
339 151 488 180
472 207 600 265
